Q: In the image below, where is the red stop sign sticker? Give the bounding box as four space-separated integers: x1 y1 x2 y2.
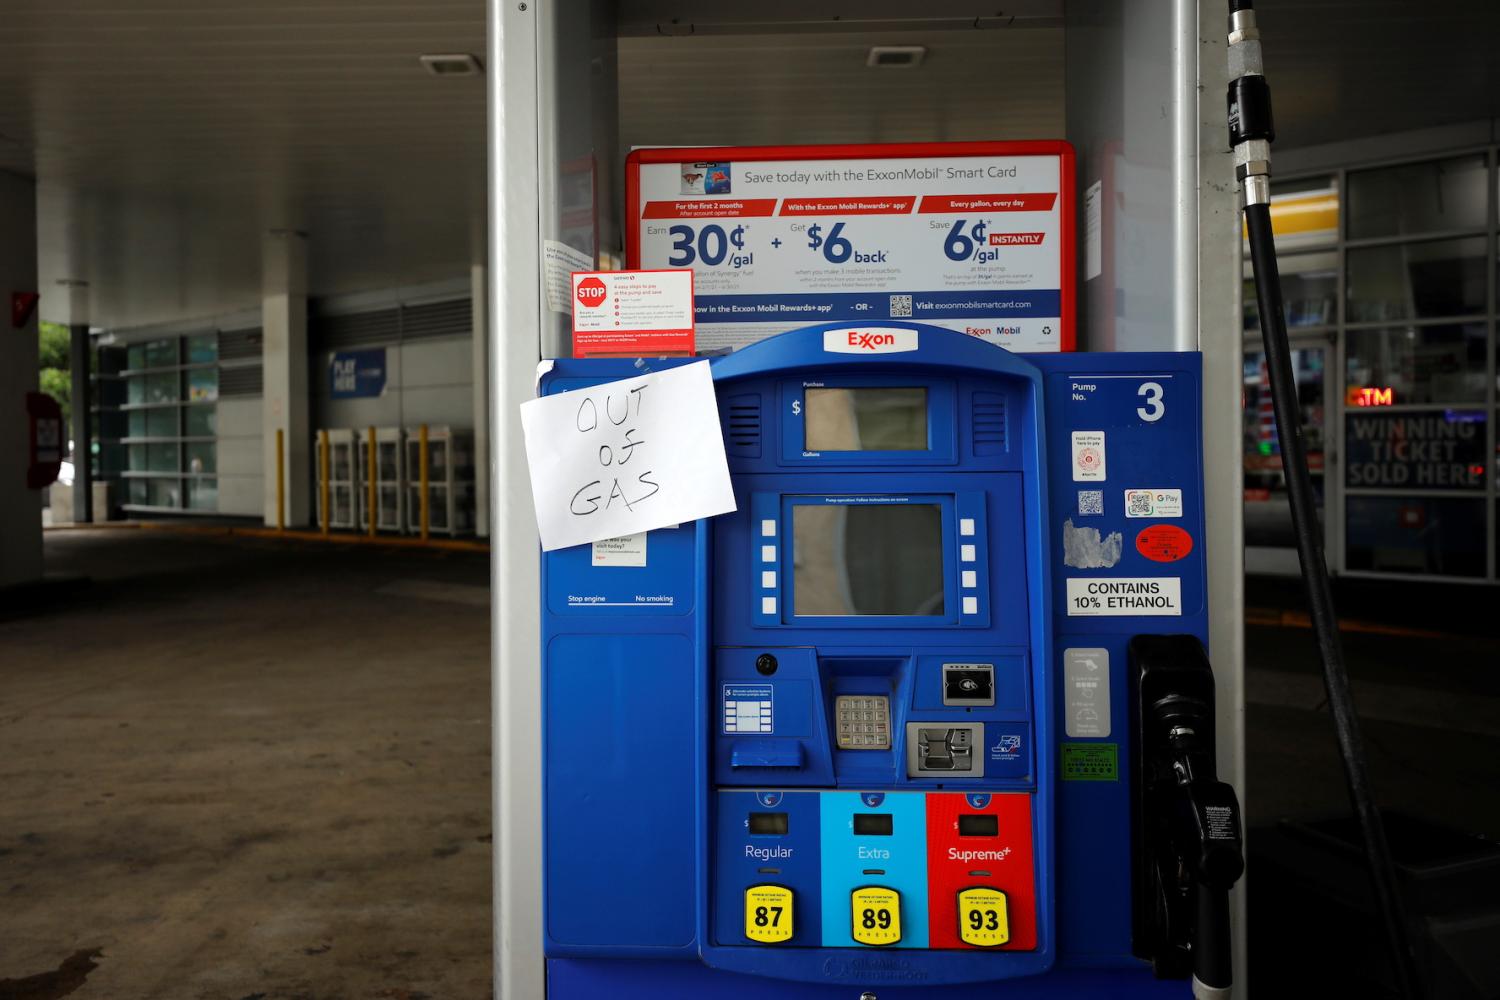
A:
1135 525 1193 563
575 276 607 309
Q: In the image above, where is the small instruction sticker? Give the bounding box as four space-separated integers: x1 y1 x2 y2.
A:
723 684 774 734
1063 648 1110 737
1135 525 1194 563
1066 577 1181 616
1124 488 1183 518
1062 743 1118 781
1071 431 1106 481
591 533 648 567
1084 180 1103 281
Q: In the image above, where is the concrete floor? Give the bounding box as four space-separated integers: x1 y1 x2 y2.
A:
3 529 1496 998
0 530 491 1000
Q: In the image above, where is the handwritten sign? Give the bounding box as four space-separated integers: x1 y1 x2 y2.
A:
520 361 736 551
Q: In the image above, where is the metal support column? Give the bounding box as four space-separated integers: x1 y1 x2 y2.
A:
69 322 92 523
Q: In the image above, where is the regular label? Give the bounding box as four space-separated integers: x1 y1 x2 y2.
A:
1070 431 1106 481
1063 648 1110 737
957 887 1010 947
591 533 647 567
850 886 902 946
1066 577 1181 616
744 884 794 943
1135 525 1193 563
1124 488 1183 518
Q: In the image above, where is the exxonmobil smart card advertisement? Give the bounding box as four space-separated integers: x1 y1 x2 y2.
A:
627 142 1075 354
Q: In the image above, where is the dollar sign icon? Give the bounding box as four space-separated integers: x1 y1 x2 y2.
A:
792 400 802 416
806 223 823 251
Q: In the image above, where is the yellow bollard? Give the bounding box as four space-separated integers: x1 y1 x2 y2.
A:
275 429 285 532
319 430 330 535
419 424 430 542
367 426 377 537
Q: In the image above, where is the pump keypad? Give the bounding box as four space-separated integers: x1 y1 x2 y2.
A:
835 695 891 750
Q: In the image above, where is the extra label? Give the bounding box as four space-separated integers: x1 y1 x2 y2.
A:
1070 431 1106 481
1066 577 1181 616
744 884 794 943
851 886 902 946
957 887 1010 947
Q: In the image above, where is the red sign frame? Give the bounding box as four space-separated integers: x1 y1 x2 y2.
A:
625 141 1077 352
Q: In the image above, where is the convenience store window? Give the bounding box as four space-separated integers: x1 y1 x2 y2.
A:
118 333 219 514
1339 151 1496 581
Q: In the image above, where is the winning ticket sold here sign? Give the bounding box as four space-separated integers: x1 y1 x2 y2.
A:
627 142 1075 355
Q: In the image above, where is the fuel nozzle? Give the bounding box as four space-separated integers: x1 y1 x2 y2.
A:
1131 636 1245 1000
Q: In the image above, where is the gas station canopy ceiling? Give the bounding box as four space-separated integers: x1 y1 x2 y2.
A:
0 0 1493 328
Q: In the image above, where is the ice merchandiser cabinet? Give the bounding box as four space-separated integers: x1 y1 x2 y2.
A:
539 323 1240 998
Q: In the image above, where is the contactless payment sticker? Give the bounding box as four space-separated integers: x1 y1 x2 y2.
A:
1071 431 1106 481
744 884 794 943
957 887 1010 947
851 886 902 946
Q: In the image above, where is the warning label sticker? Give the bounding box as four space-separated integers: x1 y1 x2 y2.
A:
1066 577 1181 616
1061 743 1118 781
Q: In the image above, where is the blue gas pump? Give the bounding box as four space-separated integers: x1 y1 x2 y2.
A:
537 322 1241 998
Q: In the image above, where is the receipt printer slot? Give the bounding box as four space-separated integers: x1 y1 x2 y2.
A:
906 723 983 777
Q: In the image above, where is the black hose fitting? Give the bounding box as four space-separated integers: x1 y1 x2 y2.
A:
1227 75 1275 148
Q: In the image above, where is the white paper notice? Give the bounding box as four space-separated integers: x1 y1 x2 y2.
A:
1084 180 1102 281
520 361 736 551
543 240 596 314
592 533 648 567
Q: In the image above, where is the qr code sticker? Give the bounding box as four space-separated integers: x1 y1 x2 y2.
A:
889 294 913 318
1078 490 1104 516
1126 490 1154 517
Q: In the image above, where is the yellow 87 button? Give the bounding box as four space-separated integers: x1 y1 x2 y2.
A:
850 886 902 946
744 884 794 943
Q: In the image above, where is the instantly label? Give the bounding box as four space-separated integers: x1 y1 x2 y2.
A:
1135 525 1193 563
591 532 647 567
744 884 794 943
1070 431 1106 481
1124 488 1183 518
957 887 1010 947
1063 648 1110 737
1061 742 1119 781
1066 577 1180 616
851 886 902 946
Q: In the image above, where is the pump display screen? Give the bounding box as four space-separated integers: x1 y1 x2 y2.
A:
748 812 789 835
792 503 946 617
805 387 927 451
853 814 894 836
958 814 999 837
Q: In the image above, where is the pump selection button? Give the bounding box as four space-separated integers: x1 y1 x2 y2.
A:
744 884 794 943
850 886 902 946
957 887 1010 947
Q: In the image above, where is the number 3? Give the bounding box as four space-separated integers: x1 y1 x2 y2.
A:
1137 381 1165 422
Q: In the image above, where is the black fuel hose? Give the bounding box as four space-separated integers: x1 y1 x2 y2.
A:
1230 4 1422 996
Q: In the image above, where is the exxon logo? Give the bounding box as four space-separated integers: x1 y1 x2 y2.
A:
822 327 919 354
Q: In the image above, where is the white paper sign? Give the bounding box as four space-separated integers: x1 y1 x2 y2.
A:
543 239 596 314
520 361 736 551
